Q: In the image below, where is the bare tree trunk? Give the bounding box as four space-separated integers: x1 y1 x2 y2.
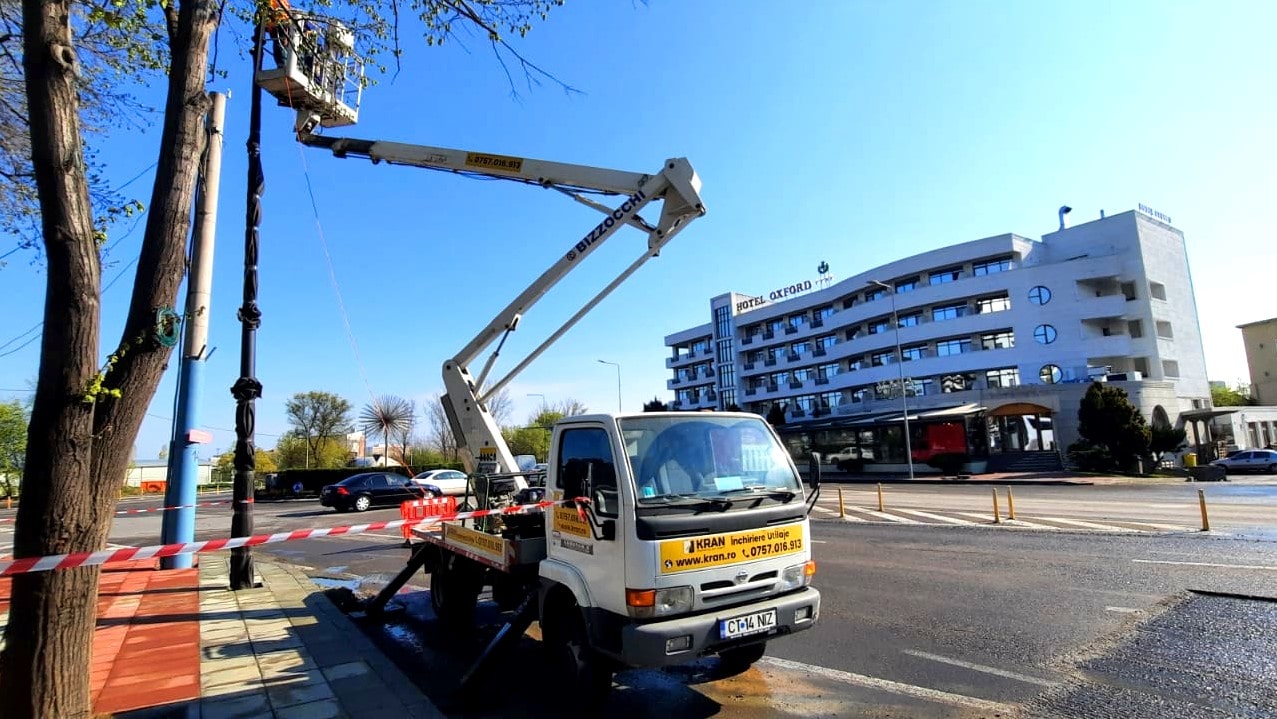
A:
0 1 218 716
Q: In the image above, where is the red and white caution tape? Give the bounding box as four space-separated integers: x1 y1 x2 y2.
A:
0 499 568 576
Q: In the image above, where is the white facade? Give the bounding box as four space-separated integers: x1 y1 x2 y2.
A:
663 209 1211 470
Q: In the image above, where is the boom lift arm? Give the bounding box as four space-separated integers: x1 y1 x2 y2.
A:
297 132 706 481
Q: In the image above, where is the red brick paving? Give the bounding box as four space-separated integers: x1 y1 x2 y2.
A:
0 560 201 716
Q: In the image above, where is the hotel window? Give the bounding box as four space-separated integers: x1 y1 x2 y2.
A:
932 303 968 321
719 364 736 389
1033 324 1057 345
791 341 811 357
1149 281 1167 300
818 362 840 379
987 367 1020 388
820 391 842 408
716 340 733 363
815 306 834 322
714 305 731 338
1039 365 1062 384
866 287 887 302
1128 320 1143 338
936 338 972 356
973 256 1012 276
930 267 961 285
975 295 1011 314
767 319 784 335
901 345 925 362
868 318 892 334
912 378 935 396
848 356 865 371
851 387 871 403
871 350 895 366
1156 321 1174 339
845 326 863 341
792 368 812 383
817 335 837 351
841 295 859 310
788 314 808 330
898 312 922 328
1162 360 1180 377
1028 285 1051 305
895 277 919 293
981 330 1014 350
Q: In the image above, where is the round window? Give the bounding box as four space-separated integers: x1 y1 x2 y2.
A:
1034 324 1057 344
1040 364 1062 384
1028 285 1052 305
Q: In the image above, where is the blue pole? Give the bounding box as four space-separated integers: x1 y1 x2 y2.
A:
162 357 202 569
161 92 227 570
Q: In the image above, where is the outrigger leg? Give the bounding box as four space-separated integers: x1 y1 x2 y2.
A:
357 542 434 617
456 588 538 695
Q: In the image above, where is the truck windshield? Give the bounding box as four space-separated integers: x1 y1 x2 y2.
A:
620 415 801 504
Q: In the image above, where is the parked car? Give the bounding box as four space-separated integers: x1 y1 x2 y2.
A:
1211 449 1277 474
320 472 427 512
410 468 471 496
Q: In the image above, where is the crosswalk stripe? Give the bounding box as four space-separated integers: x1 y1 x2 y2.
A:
890 508 974 525
1031 516 1140 532
1117 521 1193 531
862 510 921 524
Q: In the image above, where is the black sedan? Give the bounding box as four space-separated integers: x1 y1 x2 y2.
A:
319 472 431 512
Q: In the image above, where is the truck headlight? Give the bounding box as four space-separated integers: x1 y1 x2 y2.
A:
627 586 694 618
780 560 816 591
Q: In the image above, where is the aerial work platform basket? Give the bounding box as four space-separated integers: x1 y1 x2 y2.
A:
254 16 364 133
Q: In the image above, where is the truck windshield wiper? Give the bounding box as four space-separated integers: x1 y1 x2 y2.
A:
716 486 797 502
642 494 733 511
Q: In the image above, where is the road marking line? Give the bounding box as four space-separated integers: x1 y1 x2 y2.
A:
839 513 868 523
954 512 1000 524
901 649 1059 687
890 509 973 525
1028 517 1139 532
759 656 1016 713
864 511 921 524
811 505 839 516
1132 559 1277 571
1001 518 1060 529
1121 522 1192 531
1105 606 1140 613
810 540 828 544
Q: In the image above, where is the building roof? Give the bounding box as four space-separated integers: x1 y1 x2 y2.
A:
1236 317 1277 330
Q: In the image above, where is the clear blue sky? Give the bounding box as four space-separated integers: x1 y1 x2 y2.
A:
1 1 1274 461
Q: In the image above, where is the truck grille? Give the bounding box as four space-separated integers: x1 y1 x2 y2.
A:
699 571 779 607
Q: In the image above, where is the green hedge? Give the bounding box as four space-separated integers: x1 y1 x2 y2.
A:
260 466 414 498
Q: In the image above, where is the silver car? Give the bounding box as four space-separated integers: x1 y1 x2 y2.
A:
1211 449 1277 474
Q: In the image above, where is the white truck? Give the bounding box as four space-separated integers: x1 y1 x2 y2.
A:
258 35 822 703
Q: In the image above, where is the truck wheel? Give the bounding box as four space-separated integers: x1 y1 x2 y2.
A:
431 555 480 630
544 601 612 708
719 641 767 673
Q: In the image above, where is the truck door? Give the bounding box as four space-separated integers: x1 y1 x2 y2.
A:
548 425 623 605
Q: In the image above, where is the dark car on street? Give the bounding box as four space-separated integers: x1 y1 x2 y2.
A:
319 472 427 512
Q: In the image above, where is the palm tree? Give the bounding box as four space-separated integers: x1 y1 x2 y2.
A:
360 395 415 467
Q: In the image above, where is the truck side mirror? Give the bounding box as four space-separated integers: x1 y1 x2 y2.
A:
807 452 822 489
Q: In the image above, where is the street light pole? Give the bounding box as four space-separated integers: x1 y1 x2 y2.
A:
527 393 547 412
870 281 915 480
598 360 622 413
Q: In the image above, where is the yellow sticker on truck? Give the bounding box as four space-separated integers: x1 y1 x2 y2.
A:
553 506 592 539
659 524 805 574
465 152 524 173
443 523 508 565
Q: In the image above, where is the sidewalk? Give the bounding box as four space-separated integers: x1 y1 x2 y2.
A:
0 555 442 719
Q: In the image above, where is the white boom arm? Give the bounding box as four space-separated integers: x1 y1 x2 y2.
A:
299 133 706 479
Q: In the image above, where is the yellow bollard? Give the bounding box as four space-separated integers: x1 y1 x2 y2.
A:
1198 489 1210 532
838 487 846 518
5 496 10 510
877 483 885 512
991 488 1001 524
1006 487 1016 520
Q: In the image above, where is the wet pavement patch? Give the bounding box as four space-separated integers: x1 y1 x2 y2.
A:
1028 592 1277 718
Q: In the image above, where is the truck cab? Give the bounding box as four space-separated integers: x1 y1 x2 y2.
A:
538 411 820 676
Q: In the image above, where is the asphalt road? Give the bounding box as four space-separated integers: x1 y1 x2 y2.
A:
4 483 1277 717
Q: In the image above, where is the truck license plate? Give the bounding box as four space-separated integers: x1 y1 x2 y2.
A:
720 609 777 639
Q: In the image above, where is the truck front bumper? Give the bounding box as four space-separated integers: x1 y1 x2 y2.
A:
618 587 820 667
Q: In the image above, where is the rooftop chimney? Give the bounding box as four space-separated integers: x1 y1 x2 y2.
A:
1058 205 1072 231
